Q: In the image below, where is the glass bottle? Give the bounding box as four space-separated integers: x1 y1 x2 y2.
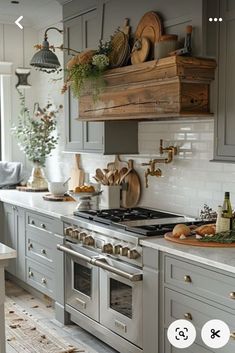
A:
221 192 233 231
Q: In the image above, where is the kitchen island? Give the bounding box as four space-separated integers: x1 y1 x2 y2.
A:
0 243 16 353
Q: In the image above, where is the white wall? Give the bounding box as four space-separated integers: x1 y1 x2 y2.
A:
0 23 38 170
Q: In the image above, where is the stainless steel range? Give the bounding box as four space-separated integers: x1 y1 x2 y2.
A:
58 207 202 353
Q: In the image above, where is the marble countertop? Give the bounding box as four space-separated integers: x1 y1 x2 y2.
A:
0 190 77 219
140 237 235 274
0 243 16 261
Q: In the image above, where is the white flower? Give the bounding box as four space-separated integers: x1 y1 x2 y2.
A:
92 54 109 70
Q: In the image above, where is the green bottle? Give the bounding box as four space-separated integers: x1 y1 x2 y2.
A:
221 192 233 231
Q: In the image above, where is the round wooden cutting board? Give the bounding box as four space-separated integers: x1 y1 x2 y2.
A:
135 11 163 58
164 232 235 247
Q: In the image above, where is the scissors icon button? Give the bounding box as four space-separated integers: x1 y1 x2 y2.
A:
211 329 220 339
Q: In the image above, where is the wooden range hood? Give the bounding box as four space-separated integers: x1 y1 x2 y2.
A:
79 56 216 121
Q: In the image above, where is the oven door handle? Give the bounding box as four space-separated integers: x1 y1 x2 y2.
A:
57 244 143 282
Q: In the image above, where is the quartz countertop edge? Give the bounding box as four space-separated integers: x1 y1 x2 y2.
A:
0 190 77 219
140 238 235 275
0 243 17 260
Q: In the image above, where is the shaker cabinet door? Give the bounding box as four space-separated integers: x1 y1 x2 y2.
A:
64 16 83 152
3 203 16 276
214 0 235 160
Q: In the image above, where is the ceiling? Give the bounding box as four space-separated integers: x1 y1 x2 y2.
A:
0 0 62 29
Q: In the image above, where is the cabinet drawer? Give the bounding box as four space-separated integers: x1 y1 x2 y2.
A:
26 212 58 234
26 230 57 269
164 255 235 310
164 288 235 353
26 259 54 299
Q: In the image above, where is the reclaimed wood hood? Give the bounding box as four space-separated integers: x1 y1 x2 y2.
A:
79 56 216 121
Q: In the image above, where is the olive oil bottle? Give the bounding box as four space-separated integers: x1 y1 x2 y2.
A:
221 192 233 231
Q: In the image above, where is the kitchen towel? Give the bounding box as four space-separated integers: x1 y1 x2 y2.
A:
0 161 23 188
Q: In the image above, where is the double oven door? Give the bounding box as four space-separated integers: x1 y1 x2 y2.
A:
63 241 143 348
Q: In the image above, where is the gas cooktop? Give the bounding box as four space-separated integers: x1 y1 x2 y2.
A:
73 207 204 236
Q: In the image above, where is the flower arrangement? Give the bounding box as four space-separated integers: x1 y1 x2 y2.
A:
62 40 112 101
12 91 63 167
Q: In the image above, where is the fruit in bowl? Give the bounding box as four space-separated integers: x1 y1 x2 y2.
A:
74 185 95 193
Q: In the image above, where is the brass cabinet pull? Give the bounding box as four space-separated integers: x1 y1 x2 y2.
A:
28 243 33 250
31 220 35 225
184 275 192 283
230 332 235 340
41 223 46 229
230 292 235 299
28 271 33 277
41 249 46 255
184 313 193 320
41 278 47 284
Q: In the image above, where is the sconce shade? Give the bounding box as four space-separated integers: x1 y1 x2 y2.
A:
30 38 61 73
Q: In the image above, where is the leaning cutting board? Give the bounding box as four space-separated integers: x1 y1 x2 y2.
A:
135 11 163 59
69 154 85 190
121 159 141 208
164 232 235 247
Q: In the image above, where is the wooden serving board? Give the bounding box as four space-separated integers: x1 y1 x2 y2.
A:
164 232 235 247
121 160 141 208
17 186 48 192
43 194 74 202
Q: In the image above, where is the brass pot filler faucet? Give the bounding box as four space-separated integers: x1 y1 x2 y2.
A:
141 139 178 188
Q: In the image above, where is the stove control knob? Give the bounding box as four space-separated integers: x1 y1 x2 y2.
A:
120 246 130 256
72 228 80 239
79 232 87 242
83 235 95 246
64 227 73 236
113 244 122 255
127 249 141 260
102 243 113 254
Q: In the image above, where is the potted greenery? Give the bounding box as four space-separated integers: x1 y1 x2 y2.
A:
12 91 62 190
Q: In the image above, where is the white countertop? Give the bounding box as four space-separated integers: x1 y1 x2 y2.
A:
140 237 235 274
0 243 16 261
0 190 76 219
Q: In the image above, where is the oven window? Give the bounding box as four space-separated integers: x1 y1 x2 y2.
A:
110 278 132 319
73 262 91 297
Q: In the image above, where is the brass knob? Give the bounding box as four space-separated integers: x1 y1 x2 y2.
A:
120 246 130 256
41 249 46 255
28 243 33 250
79 232 87 241
64 227 73 236
127 249 140 259
83 235 95 246
230 292 235 299
102 243 113 254
72 228 80 239
184 275 192 283
41 223 46 229
31 220 35 225
184 313 192 320
113 244 122 255
230 332 235 340
41 278 47 284
28 271 33 277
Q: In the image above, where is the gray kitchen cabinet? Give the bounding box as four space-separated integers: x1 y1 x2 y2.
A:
3 203 25 281
64 7 139 154
159 253 235 353
212 0 235 161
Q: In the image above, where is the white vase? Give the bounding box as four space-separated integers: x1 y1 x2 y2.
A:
100 185 120 209
27 162 48 190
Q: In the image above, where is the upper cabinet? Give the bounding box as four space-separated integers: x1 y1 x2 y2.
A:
213 0 235 161
63 5 138 154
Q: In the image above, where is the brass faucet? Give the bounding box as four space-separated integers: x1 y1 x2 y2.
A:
141 139 178 188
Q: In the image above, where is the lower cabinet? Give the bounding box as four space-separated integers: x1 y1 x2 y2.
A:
1 203 64 301
3 203 25 281
160 253 235 353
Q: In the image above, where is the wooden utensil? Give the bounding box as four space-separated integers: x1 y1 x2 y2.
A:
131 37 150 65
121 160 141 208
135 11 163 59
69 154 85 191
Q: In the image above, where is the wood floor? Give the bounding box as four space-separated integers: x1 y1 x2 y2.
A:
5 280 118 353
